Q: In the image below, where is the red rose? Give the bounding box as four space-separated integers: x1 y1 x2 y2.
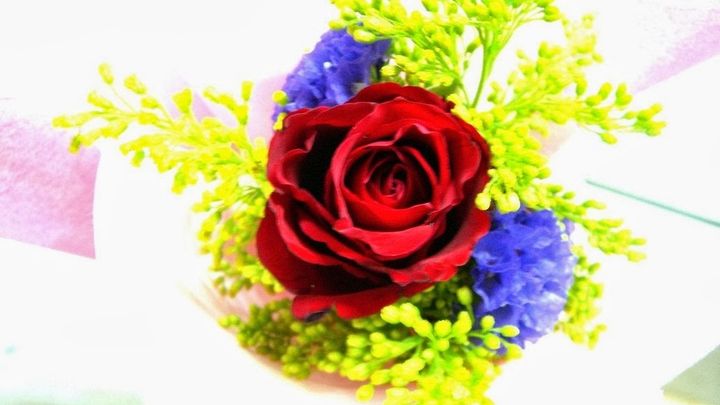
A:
257 83 491 319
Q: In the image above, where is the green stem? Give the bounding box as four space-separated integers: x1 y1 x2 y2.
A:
110 85 136 112
470 5 534 108
471 49 495 108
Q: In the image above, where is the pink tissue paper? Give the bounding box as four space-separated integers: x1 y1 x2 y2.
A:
0 114 99 258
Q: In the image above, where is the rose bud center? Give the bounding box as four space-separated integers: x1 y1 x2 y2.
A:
346 149 432 210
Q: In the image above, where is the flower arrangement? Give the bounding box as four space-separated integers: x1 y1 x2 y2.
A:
54 0 664 403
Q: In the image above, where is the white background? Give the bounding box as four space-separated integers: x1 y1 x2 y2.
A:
1 1 719 404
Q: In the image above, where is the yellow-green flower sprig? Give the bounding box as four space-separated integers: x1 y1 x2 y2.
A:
451 100 649 261
221 270 522 404
449 17 656 262
220 299 355 378
436 14 660 348
556 246 607 347
53 64 281 294
478 16 664 145
453 93 647 342
532 184 648 260
354 304 510 404
220 269 521 404
331 0 559 99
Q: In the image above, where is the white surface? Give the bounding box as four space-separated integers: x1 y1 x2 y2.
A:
1 1 719 404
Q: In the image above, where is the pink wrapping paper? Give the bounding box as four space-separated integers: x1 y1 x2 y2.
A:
633 2 720 90
0 114 99 257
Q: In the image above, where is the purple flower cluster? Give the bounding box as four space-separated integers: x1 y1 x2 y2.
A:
274 29 390 117
471 208 575 347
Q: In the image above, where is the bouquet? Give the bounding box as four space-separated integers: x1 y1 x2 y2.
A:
54 0 664 403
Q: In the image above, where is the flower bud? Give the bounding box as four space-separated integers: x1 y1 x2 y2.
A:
506 343 523 359
413 319 433 338
421 0 438 12
453 312 473 336
499 325 520 338
380 305 400 323
87 91 114 109
483 334 501 350
124 74 147 95
421 349 435 361
371 369 390 385
369 332 385 343
347 334 368 348
352 29 376 44
98 63 114 85
456 287 473 306
172 89 193 114
241 81 253 102
141 96 160 109
436 338 450 351
434 320 452 338
480 315 495 330
348 364 371 380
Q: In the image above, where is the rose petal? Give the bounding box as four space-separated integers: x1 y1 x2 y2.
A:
351 103 453 135
395 124 454 207
344 149 389 201
361 151 430 207
268 108 327 169
259 204 387 295
292 282 432 320
348 82 451 111
259 199 434 320
341 188 432 231
306 101 376 128
296 208 386 272
442 126 482 203
388 207 491 285
347 151 422 209
256 206 332 293
266 194 341 267
392 149 431 204
397 146 438 188
336 222 438 261
333 120 452 228
338 105 459 206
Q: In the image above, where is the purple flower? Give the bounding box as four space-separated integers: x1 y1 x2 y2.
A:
471 208 576 347
274 29 390 118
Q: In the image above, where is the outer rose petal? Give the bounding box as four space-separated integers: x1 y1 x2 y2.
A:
348 82 452 111
267 194 342 267
385 207 492 285
257 205 333 293
292 282 431 319
268 108 325 170
259 204 432 320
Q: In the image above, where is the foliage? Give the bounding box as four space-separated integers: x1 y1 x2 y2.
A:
221 271 520 404
53 65 281 294
331 0 664 348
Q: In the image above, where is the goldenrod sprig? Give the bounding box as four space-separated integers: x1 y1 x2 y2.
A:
555 245 607 347
221 271 518 404
54 64 280 293
332 1 664 350
451 17 656 261
480 17 664 144
331 0 558 99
